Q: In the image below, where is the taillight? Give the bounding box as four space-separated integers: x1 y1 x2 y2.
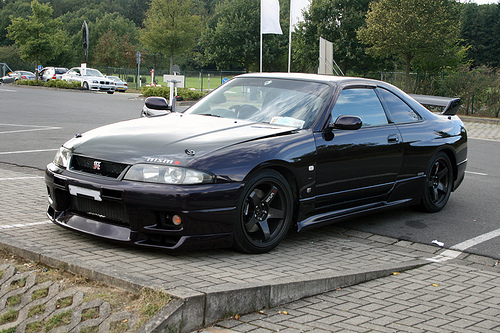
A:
21 76 26 79
52 74 56 79
125 83 127 86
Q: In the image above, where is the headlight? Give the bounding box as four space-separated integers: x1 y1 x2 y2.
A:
53 147 71 168
124 164 214 185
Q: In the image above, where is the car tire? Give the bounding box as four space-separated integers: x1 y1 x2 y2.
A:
419 152 453 213
233 170 293 254
107 91 114 94
83 81 89 90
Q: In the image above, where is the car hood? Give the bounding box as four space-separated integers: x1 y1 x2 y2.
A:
64 113 296 165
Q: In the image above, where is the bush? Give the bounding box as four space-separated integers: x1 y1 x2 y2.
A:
54 80 81 89
15 79 81 89
14 79 45 87
141 86 207 101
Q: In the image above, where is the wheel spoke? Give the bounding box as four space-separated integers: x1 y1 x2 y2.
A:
268 207 284 219
436 182 446 195
432 187 439 202
437 166 449 181
263 186 279 205
249 190 261 207
244 215 259 233
258 220 271 241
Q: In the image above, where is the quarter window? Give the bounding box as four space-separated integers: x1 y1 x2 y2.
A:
377 88 421 124
331 88 388 127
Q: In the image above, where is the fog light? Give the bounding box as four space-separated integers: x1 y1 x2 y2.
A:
172 215 182 226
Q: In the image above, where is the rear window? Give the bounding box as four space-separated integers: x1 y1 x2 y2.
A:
55 68 67 74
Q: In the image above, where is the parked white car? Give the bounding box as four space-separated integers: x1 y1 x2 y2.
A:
62 67 115 94
39 67 68 82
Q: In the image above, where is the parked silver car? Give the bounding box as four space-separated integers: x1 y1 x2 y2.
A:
62 67 115 94
106 76 128 92
0 70 36 83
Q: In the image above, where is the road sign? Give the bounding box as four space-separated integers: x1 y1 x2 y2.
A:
163 75 185 88
136 51 141 64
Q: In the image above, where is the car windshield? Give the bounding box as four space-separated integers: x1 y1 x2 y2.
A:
186 77 331 129
84 69 104 77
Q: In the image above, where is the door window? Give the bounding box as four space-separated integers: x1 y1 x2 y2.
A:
331 88 388 127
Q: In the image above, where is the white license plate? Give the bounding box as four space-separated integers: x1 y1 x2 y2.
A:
68 185 102 201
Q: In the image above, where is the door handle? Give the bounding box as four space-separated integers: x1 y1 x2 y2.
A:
387 134 399 143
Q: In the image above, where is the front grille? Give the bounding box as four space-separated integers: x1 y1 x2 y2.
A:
70 155 127 178
70 196 129 226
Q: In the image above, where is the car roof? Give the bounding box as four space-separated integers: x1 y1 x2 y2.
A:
237 72 382 86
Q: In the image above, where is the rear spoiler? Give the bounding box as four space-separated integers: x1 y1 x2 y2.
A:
409 94 461 116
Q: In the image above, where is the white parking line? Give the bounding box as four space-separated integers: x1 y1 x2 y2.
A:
0 149 58 155
0 176 44 181
0 221 51 230
450 228 500 251
466 171 488 176
428 228 500 262
0 123 62 134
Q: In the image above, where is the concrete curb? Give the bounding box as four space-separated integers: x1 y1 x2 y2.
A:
0 238 427 332
460 115 500 124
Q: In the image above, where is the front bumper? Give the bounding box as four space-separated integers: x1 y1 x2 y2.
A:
88 82 115 92
45 163 242 250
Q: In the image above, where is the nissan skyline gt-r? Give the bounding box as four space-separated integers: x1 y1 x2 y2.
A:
45 73 467 254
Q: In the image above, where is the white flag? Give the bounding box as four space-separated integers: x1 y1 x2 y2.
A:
290 0 310 28
261 0 283 34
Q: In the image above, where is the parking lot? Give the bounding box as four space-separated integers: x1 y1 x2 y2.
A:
1 85 499 332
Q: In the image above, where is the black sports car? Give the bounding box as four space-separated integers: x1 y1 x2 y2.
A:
45 73 467 253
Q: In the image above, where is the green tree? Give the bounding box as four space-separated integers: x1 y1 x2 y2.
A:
0 0 32 47
201 0 288 72
357 0 463 91
7 0 70 69
460 3 500 67
94 31 137 68
293 0 376 74
140 0 202 73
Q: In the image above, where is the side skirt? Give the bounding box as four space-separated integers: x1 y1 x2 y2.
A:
296 198 413 232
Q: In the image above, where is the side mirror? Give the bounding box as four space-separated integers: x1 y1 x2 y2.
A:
141 97 172 117
332 115 362 130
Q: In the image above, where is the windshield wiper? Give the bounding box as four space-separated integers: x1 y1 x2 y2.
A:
199 113 221 117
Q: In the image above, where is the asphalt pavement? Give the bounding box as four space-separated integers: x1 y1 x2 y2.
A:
0 117 499 332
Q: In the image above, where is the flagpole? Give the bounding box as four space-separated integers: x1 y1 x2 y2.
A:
260 24 263 73
288 14 292 73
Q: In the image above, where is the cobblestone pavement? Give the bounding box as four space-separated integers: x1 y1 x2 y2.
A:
0 119 499 332
208 260 500 332
462 119 500 141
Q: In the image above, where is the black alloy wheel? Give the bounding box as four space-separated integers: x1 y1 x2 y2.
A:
420 152 453 212
233 170 293 254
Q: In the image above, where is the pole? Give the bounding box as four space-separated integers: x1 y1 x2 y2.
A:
288 7 293 73
137 61 140 90
260 27 263 73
